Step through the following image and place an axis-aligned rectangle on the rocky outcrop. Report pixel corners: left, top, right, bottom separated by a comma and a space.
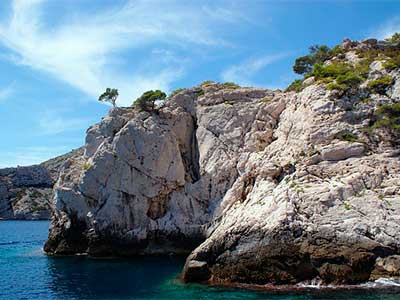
0, 148, 82, 220
45, 38, 400, 286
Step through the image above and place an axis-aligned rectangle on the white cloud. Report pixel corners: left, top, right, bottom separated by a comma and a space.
369, 17, 400, 40
221, 53, 289, 86
37, 109, 91, 135
0, 0, 247, 106
0, 83, 15, 103
0, 145, 73, 167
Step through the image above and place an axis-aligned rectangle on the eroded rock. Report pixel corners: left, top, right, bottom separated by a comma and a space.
45, 56, 400, 286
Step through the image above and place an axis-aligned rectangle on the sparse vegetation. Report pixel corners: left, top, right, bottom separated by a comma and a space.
372, 103, 400, 130
312, 62, 350, 79
222, 82, 240, 89
385, 33, 400, 45
98, 88, 119, 107
285, 79, 304, 92
259, 96, 272, 103
83, 162, 91, 170
287, 33, 400, 93
200, 80, 215, 87
383, 58, 399, 71
320, 63, 366, 92
359, 95, 373, 103
293, 45, 332, 75
337, 132, 358, 142
134, 90, 167, 112
336, 72, 363, 86
367, 76, 393, 95
13, 188, 27, 202
195, 90, 205, 97
169, 88, 186, 98
290, 181, 298, 188
29, 190, 42, 199
326, 82, 347, 91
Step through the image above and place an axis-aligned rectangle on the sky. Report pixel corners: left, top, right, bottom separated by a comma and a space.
0, 0, 399, 167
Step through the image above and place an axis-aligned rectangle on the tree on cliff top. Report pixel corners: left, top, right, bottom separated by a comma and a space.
293, 44, 331, 75
133, 90, 166, 112
98, 88, 119, 107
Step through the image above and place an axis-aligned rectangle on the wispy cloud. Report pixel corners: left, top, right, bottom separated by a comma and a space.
0, 82, 15, 103
0, 0, 248, 106
221, 53, 289, 87
368, 17, 400, 39
37, 109, 91, 135
0, 145, 73, 167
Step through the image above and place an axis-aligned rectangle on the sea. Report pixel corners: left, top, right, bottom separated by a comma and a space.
0, 221, 399, 300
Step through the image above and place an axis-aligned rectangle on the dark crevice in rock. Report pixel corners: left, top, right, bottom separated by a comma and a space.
180, 116, 201, 183
240, 175, 256, 202
190, 121, 201, 182
274, 163, 296, 183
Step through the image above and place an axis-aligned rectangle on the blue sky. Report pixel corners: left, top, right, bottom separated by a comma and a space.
0, 0, 399, 167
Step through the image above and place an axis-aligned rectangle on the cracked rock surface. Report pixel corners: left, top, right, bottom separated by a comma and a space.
0, 148, 82, 220
45, 52, 400, 285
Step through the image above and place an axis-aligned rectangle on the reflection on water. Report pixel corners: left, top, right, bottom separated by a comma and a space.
46, 256, 186, 300
1, 221, 400, 300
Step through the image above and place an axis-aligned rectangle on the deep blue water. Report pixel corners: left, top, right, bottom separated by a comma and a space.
0, 221, 399, 300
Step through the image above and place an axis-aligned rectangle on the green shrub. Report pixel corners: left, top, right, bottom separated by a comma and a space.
195, 90, 204, 96
285, 79, 304, 92
222, 82, 240, 89
83, 162, 91, 170
200, 80, 215, 86
367, 76, 393, 94
259, 96, 271, 103
326, 82, 348, 91
354, 59, 371, 78
385, 32, 400, 45
169, 88, 186, 98
356, 44, 400, 71
372, 103, 400, 130
330, 45, 345, 57
133, 90, 166, 111
312, 62, 351, 79
383, 53, 400, 71
336, 72, 363, 86
343, 201, 351, 210
323, 64, 365, 92
317, 77, 334, 84
289, 36, 399, 94
359, 95, 373, 103
383, 59, 398, 71
293, 45, 333, 75
337, 132, 358, 142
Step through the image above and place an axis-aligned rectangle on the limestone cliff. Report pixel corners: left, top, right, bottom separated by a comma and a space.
0, 148, 82, 220
45, 38, 400, 285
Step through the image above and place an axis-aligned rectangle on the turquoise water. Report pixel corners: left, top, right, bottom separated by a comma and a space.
0, 221, 399, 300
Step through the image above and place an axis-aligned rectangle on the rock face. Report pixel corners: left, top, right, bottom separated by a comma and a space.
0, 149, 82, 220
45, 39, 400, 286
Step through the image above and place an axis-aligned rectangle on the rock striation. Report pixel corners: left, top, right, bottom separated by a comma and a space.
45, 38, 400, 286
0, 148, 82, 220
